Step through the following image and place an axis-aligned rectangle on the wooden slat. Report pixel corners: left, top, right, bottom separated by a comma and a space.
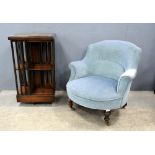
25, 42, 31, 95
15, 41, 23, 95
11, 41, 19, 95
19, 42, 27, 84
52, 40, 55, 89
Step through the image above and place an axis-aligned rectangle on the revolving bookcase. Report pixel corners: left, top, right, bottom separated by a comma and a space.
8, 34, 55, 103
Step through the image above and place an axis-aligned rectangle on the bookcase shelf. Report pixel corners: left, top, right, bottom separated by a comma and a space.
8, 34, 55, 103
29, 64, 54, 70
16, 64, 54, 70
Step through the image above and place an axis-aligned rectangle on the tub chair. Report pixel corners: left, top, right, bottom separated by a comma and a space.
66, 40, 141, 125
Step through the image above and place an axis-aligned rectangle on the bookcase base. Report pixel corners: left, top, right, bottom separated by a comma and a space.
17, 95, 55, 103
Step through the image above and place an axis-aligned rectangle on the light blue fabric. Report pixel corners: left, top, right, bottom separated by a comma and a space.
68, 61, 89, 81
67, 76, 120, 101
66, 40, 141, 110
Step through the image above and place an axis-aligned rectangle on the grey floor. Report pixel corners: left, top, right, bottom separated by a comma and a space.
0, 90, 155, 130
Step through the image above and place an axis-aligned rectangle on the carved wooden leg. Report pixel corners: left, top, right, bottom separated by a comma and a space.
68, 99, 75, 110
121, 103, 127, 109
104, 110, 111, 126
154, 90, 155, 94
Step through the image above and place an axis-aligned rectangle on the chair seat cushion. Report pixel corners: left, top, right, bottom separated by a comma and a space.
67, 75, 121, 102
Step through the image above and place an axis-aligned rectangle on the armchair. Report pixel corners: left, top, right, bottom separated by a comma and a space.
66, 40, 141, 125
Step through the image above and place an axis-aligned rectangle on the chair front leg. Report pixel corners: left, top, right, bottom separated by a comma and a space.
68, 99, 76, 110
121, 102, 128, 109
104, 110, 111, 126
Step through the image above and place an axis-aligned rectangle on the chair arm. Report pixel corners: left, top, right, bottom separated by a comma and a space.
68, 61, 89, 81
120, 69, 137, 79
117, 69, 137, 93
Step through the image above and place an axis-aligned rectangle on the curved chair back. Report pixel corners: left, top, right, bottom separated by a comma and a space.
84, 40, 141, 80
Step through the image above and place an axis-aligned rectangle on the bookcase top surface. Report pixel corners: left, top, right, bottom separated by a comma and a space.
8, 33, 55, 41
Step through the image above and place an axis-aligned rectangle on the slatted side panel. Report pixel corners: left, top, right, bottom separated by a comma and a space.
11, 41, 29, 95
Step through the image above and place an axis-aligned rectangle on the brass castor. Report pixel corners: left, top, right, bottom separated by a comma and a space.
121, 103, 127, 109
104, 110, 111, 126
68, 99, 76, 110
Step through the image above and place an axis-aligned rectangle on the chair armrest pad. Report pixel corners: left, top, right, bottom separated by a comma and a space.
117, 69, 136, 93
120, 69, 137, 79
68, 61, 89, 81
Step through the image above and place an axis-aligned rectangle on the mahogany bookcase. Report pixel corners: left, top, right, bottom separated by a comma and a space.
8, 34, 55, 103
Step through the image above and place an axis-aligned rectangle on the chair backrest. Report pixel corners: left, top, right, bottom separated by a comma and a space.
83, 40, 142, 80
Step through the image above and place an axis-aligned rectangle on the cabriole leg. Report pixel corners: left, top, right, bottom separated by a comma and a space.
68, 99, 75, 110
104, 110, 111, 126
121, 103, 127, 109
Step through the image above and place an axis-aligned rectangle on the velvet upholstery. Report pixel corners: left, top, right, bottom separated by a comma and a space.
66, 40, 141, 110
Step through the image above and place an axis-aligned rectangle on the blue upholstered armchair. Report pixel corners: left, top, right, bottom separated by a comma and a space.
66, 40, 141, 125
